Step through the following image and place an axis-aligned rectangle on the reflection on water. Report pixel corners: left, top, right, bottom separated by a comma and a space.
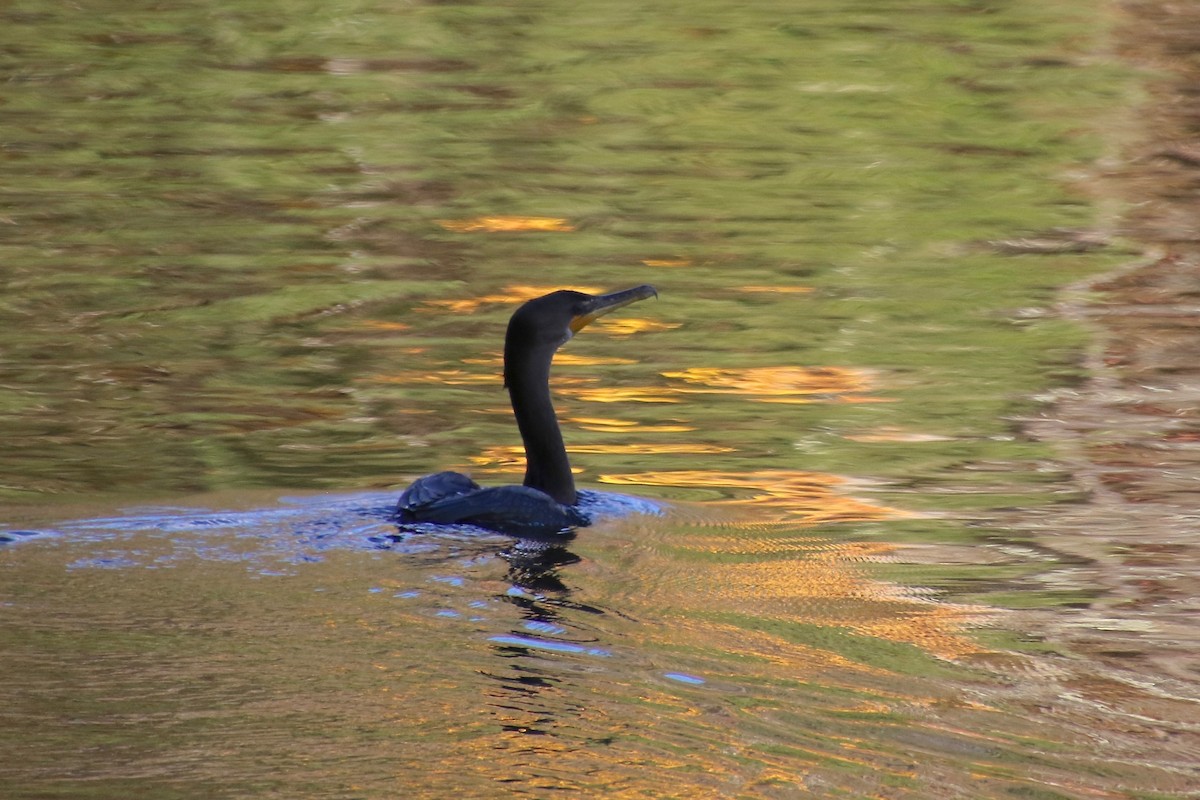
4, 483, 1176, 797
662, 365, 877, 402
600, 468, 906, 524
466, 444, 734, 475
567, 416, 695, 433
0, 493, 1044, 797
1, 0, 1193, 795
436, 216, 577, 233
591, 316, 680, 336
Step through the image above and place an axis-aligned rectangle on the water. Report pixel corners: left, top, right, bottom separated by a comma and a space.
0, 493, 1097, 798
2, 0, 1195, 797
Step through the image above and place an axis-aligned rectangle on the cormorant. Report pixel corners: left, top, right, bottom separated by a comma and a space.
396, 285, 658, 537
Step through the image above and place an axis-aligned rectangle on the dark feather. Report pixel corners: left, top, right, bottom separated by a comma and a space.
399, 481, 587, 538
395, 471, 480, 516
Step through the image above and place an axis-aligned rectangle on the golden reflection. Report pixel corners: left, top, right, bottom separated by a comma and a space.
666, 619, 882, 674
600, 469, 907, 525
842, 428, 956, 443
469, 445, 577, 473
561, 364, 881, 406
616, 528, 984, 661
641, 258, 693, 268
737, 285, 815, 294
359, 320, 411, 331
570, 443, 732, 455
468, 443, 726, 471
552, 353, 637, 366
591, 317, 680, 336
849, 607, 985, 659
436, 216, 576, 233
370, 370, 600, 389
419, 297, 493, 314
567, 416, 695, 433
594, 469, 987, 661
662, 366, 873, 401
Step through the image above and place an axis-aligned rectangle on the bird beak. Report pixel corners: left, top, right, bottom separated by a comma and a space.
569, 285, 658, 333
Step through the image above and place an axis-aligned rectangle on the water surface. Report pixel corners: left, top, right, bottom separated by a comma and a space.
3, 0, 1193, 797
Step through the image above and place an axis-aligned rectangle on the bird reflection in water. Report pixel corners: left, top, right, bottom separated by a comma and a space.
390, 287, 660, 670
501, 539, 585, 604
486, 537, 616, 741
387, 287, 671, 748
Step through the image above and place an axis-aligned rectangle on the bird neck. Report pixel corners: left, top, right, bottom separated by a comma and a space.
506, 349, 576, 506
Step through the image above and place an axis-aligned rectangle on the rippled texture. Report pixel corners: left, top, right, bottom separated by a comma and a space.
3, 0, 1195, 797
0, 497, 1103, 797
0, 0, 1126, 500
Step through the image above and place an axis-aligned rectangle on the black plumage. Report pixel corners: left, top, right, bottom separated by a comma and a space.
396, 285, 657, 537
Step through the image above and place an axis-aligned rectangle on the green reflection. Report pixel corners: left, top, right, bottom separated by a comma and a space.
0, 0, 1130, 505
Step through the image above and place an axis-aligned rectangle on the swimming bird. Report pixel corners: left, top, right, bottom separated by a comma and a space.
396, 285, 658, 537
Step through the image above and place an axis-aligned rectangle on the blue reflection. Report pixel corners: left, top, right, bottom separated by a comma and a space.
488, 634, 611, 657
0, 489, 660, 578
664, 672, 707, 686
65, 556, 141, 570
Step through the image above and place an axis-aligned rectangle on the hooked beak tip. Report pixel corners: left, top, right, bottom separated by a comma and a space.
569, 284, 658, 333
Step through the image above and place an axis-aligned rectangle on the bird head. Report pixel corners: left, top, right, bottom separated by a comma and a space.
504, 285, 658, 382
